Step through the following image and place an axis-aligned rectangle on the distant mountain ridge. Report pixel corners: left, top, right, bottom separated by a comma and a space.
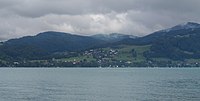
91, 33, 137, 42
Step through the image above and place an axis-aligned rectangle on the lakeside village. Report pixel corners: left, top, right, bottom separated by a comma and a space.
11, 48, 128, 67
6, 47, 200, 67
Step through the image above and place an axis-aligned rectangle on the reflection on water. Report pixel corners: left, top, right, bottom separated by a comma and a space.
0, 68, 199, 101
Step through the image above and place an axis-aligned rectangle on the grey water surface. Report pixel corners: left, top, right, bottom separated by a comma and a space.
0, 68, 199, 101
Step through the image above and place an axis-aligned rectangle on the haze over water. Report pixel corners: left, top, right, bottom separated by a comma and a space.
0, 68, 199, 101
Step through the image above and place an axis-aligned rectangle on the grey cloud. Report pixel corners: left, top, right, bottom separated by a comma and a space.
0, 0, 200, 40
4, 0, 136, 17
1, 0, 200, 17
9, 0, 200, 17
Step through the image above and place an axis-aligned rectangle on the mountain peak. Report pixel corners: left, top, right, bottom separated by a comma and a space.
177, 22, 200, 28
161, 22, 200, 33
37, 31, 72, 37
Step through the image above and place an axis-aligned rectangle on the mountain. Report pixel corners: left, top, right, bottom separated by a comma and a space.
5, 31, 105, 52
91, 33, 137, 42
118, 22, 200, 45
0, 31, 104, 59
1, 22, 200, 67
114, 22, 200, 60
140, 22, 200, 60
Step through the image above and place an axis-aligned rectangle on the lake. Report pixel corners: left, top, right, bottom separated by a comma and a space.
0, 68, 199, 101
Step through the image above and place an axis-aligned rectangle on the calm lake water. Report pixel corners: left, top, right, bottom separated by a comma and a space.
0, 68, 199, 101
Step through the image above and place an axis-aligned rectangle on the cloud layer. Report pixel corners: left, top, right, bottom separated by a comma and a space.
0, 0, 200, 40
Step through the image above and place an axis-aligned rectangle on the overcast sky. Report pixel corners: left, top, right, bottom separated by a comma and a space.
0, 0, 200, 40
